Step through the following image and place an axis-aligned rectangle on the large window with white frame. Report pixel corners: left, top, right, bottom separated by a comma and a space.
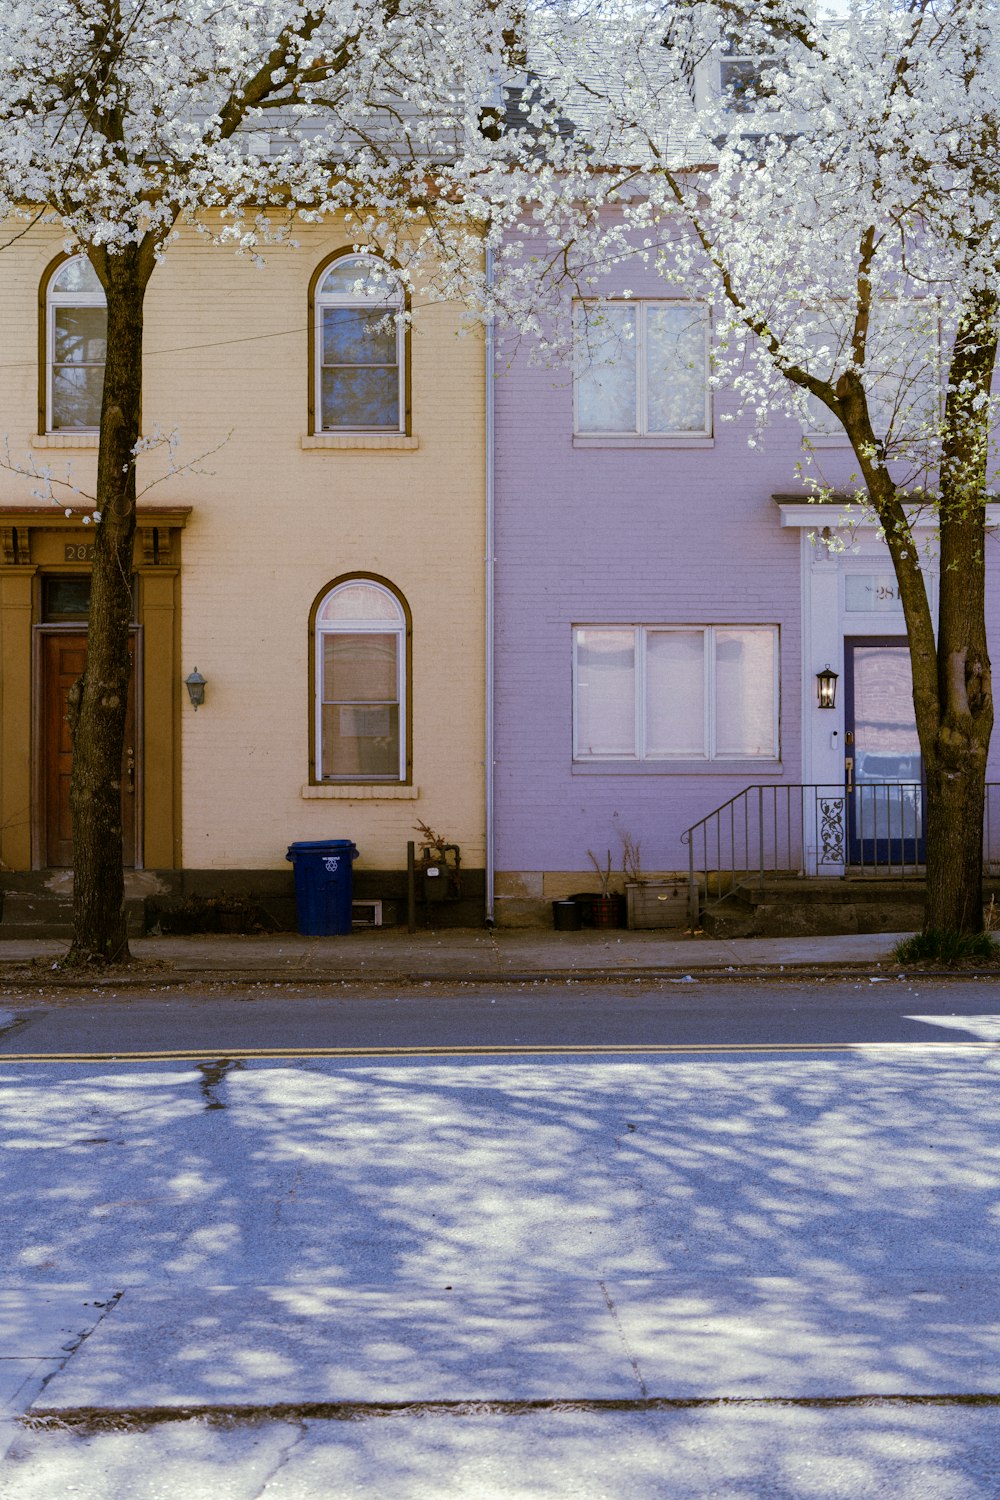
573, 625, 779, 761
573, 300, 711, 437
313, 254, 405, 433
314, 577, 408, 782
45, 255, 106, 432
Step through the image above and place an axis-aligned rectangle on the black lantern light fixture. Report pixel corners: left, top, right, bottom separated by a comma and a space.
816, 663, 838, 710
185, 667, 207, 711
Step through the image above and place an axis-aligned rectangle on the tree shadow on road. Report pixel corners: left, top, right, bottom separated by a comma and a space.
3, 1050, 1000, 1495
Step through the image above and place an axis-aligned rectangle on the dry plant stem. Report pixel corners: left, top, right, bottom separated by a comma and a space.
588, 848, 612, 896
414, 819, 454, 859
618, 826, 643, 882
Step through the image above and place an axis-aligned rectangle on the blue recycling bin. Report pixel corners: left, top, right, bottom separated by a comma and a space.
285, 839, 359, 935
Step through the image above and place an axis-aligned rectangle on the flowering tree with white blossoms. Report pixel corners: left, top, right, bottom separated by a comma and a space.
475, 0, 1000, 936
0, 0, 517, 963
3, 0, 997, 953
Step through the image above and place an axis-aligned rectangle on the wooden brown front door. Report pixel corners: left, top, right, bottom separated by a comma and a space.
41, 633, 137, 868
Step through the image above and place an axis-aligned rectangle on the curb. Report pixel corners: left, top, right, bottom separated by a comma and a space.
0, 963, 996, 991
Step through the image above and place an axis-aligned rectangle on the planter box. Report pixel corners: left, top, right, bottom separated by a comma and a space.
626, 880, 687, 930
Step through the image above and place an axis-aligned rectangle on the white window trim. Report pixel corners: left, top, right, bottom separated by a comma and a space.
46, 257, 106, 435
717, 46, 778, 112
573, 300, 711, 440
572, 624, 779, 763
315, 582, 407, 783
315, 257, 405, 435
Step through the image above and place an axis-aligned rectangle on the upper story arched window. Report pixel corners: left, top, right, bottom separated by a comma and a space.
311, 576, 410, 783
311, 254, 406, 434
44, 255, 106, 432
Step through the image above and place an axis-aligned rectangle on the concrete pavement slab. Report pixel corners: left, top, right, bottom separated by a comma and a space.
0, 1363, 48, 1417
230, 1407, 1000, 1500
488, 930, 909, 976
34, 1284, 641, 1409
0, 927, 916, 984
31, 1275, 1000, 1414
6, 1406, 1000, 1499
604, 1275, 1000, 1397
0, 1289, 117, 1458
0, 1290, 110, 1359
1, 1420, 304, 1500
130, 931, 506, 978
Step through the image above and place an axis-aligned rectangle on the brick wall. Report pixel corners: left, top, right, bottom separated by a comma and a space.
0, 220, 486, 874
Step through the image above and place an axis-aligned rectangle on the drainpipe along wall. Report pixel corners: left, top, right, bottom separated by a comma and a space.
484, 247, 496, 925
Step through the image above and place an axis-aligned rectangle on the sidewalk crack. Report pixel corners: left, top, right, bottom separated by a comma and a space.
599, 1280, 647, 1398
253, 1418, 309, 1497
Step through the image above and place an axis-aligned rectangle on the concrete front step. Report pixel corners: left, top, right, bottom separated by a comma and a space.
701, 877, 1000, 939
0, 891, 146, 940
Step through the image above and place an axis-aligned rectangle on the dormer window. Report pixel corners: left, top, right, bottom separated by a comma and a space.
719, 32, 777, 112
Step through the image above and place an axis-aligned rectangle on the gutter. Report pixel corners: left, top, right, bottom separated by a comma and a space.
484, 247, 496, 926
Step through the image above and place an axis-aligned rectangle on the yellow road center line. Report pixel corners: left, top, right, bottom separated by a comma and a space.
0, 1042, 998, 1063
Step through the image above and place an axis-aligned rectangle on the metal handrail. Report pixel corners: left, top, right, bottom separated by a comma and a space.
682, 781, 1000, 927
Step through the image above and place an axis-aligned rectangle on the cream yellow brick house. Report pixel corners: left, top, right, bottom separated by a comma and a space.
0, 220, 485, 926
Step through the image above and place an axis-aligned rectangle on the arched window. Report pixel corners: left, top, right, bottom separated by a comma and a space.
313, 577, 409, 782
45, 256, 106, 432
313, 254, 405, 433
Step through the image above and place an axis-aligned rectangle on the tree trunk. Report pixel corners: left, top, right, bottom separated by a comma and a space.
66, 247, 149, 964
921, 289, 997, 935
923, 754, 987, 932
838, 291, 997, 936
922, 503, 992, 934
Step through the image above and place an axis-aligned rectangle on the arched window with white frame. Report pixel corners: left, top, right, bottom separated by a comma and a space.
313, 577, 409, 782
312, 254, 405, 433
45, 255, 106, 432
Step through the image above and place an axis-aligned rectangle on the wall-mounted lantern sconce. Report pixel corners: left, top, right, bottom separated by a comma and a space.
816, 664, 838, 710
185, 667, 207, 711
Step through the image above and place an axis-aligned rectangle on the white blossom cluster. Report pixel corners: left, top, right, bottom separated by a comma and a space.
1, 0, 999, 498
0, 0, 515, 278
467, 1, 1000, 497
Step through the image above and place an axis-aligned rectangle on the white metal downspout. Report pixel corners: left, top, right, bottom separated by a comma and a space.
485, 247, 496, 925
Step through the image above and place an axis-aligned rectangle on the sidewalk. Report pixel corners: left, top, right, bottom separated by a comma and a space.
0, 925, 914, 985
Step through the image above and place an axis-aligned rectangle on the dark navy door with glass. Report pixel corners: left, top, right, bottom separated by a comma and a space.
844, 637, 925, 866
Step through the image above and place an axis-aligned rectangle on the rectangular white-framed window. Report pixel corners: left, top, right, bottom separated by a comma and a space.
718, 34, 778, 113
801, 300, 941, 442
573, 300, 711, 438
573, 625, 779, 761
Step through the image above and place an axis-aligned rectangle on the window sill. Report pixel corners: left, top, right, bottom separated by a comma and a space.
33, 433, 100, 449
301, 434, 419, 451
572, 760, 784, 776
301, 783, 419, 799
573, 435, 714, 450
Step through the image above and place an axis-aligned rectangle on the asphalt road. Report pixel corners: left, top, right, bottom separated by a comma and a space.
1, 974, 999, 1055
3, 978, 1000, 1497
